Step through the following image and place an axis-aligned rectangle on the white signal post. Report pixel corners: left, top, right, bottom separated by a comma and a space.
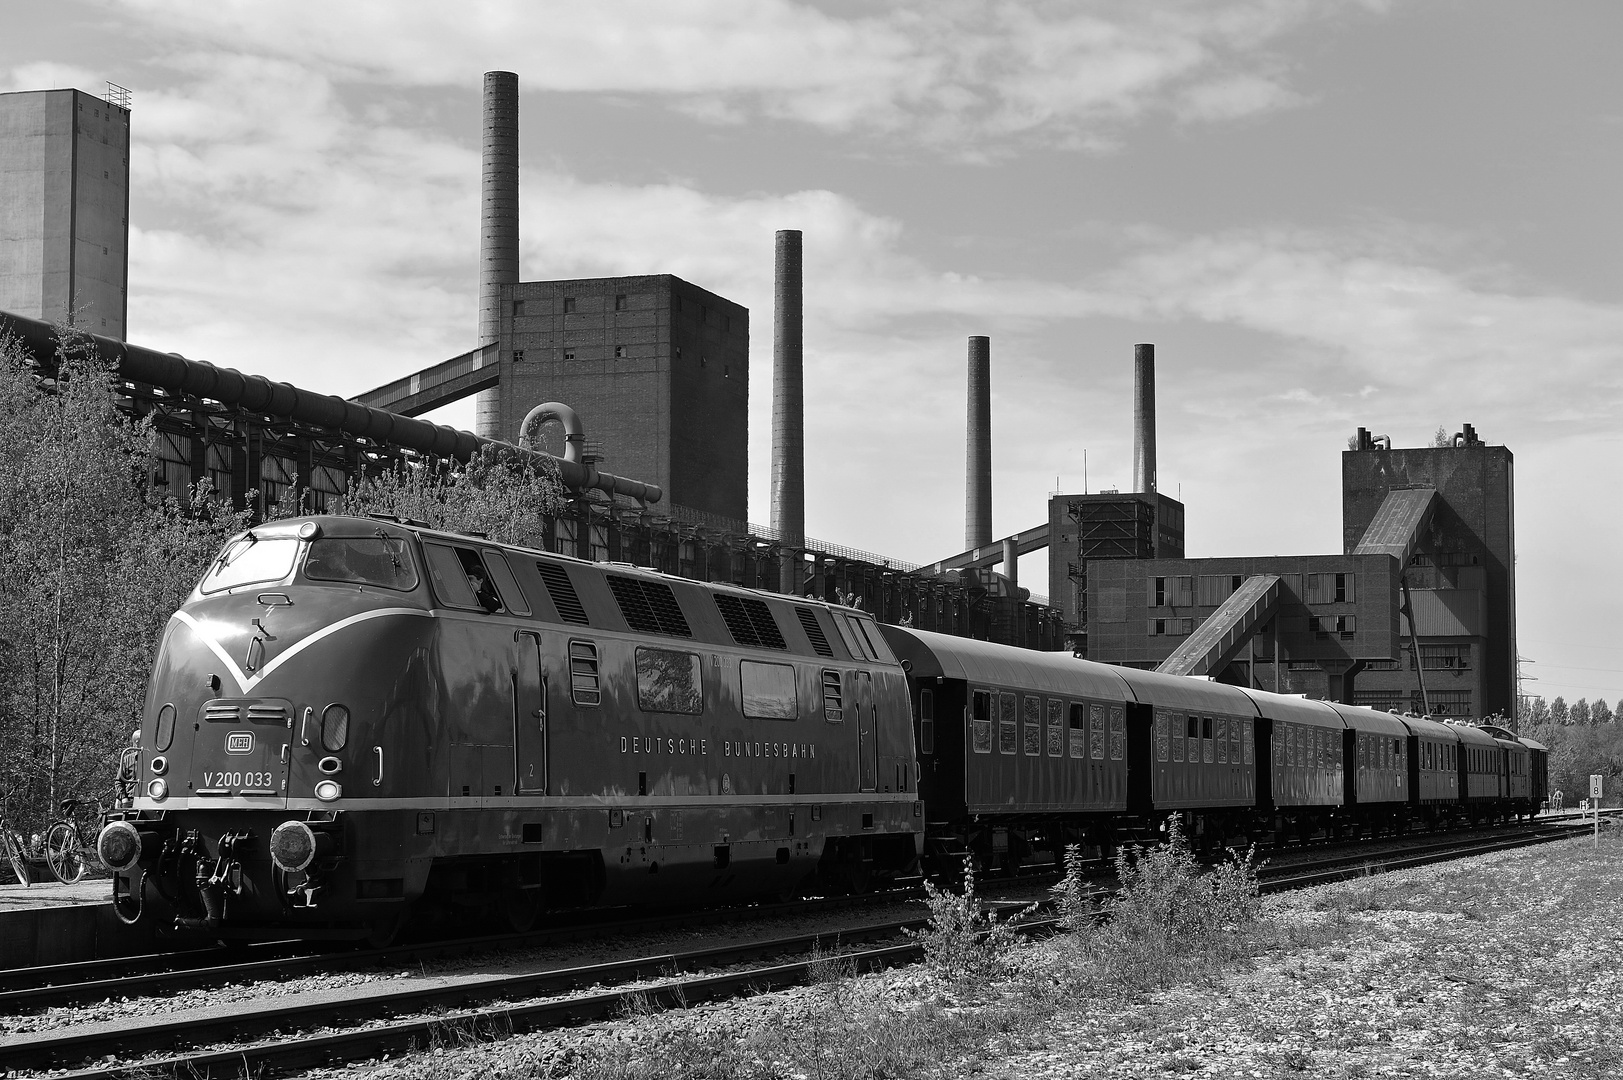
1590, 775, 1604, 846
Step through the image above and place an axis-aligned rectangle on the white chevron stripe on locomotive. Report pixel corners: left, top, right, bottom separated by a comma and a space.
171, 608, 432, 695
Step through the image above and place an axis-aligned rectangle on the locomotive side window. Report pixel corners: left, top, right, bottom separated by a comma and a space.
822, 670, 844, 722
741, 661, 798, 720
1022, 695, 1042, 756
971, 690, 993, 754
635, 648, 703, 715
1090, 704, 1106, 760
832, 614, 869, 660
202, 534, 297, 593
919, 690, 935, 754
1047, 699, 1064, 758
423, 543, 480, 609
1068, 703, 1085, 759
569, 641, 601, 706
851, 617, 897, 664
482, 551, 530, 615
304, 536, 418, 591
998, 692, 1018, 754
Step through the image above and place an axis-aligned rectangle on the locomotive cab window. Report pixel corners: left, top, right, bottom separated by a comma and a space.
202, 534, 298, 593
303, 534, 418, 591
424, 542, 501, 611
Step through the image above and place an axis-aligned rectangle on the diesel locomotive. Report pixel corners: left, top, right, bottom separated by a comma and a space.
99, 514, 1546, 942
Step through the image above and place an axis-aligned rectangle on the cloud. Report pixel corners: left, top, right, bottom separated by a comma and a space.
101, 0, 1357, 148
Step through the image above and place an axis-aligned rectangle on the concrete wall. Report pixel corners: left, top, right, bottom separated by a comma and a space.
0, 89, 129, 338
499, 274, 748, 522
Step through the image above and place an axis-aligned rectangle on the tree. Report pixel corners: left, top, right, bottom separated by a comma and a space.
1593, 698, 1614, 725
332, 446, 563, 551
1571, 698, 1592, 726
1551, 696, 1569, 725
1432, 425, 1453, 447
1525, 696, 1551, 725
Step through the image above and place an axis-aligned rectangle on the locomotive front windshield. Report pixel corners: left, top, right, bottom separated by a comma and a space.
303, 536, 419, 591
201, 535, 299, 593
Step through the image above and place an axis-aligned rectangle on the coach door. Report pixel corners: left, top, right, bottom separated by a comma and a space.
513, 630, 548, 794
852, 671, 877, 792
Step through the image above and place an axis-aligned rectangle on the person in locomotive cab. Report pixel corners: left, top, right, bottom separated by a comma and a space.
464, 563, 502, 613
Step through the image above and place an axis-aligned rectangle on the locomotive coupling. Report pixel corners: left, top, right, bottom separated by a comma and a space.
269, 820, 337, 873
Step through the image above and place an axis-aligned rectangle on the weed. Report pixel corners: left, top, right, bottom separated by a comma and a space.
907, 857, 1030, 986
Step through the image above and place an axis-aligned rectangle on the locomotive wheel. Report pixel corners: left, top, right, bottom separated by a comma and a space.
497, 886, 543, 933
45, 824, 86, 884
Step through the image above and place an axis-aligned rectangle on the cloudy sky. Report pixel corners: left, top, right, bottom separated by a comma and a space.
6, 1, 1620, 709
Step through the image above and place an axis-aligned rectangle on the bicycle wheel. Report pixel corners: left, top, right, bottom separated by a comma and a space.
45, 823, 85, 884
3, 831, 28, 886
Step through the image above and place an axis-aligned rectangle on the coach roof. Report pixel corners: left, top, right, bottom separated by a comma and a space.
880, 627, 1134, 701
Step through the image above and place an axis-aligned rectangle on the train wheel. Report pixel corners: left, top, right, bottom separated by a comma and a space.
497, 886, 543, 933
45, 824, 85, 884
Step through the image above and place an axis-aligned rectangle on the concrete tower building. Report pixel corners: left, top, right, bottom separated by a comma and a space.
0, 88, 130, 339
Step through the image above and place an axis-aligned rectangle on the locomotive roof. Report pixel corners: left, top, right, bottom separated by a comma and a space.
1319, 701, 1410, 737
880, 627, 1135, 700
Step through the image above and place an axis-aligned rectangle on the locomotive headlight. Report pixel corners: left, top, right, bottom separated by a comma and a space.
98, 821, 145, 871
314, 779, 342, 801
147, 778, 168, 800
149, 756, 168, 775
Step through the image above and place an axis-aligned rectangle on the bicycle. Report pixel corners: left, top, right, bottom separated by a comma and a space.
44, 798, 106, 885
1, 811, 30, 886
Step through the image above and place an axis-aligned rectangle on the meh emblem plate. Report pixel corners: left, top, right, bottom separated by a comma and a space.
226, 731, 255, 755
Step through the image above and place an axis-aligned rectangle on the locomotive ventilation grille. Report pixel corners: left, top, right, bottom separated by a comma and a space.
247, 703, 289, 722
795, 607, 834, 657
205, 703, 242, 723
534, 561, 590, 625
203, 700, 291, 723
715, 594, 787, 650
607, 575, 692, 637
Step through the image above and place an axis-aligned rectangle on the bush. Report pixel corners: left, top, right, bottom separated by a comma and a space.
907, 857, 1028, 985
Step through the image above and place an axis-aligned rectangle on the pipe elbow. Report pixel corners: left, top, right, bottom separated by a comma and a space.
519, 402, 585, 462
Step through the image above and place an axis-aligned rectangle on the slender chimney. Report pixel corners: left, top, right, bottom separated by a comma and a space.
772, 230, 805, 593
1133, 343, 1156, 495
475, 70, 519, 440
966, 335, 992, 550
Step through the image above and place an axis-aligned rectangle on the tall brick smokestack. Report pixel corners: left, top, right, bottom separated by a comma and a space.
475, 70, 519, 440
966, 335, 992, 550
1134, 343, 1157, 495
772, 230, 805, 593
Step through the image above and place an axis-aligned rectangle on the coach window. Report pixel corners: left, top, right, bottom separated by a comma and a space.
1171, 712, 1185, 762
636, 648, 703, 714
481, 551, 531, 615
1213, 718, 1227, 764
741, 660, 797, 720
999, 692, 1018, 754
1200, 717, 1213, 763
1091, 705, 1107, 760
569, 641, 601, 706
1069, 703, 1086, 759
1286, 725, 1296, 768
1023, 695, 1042, 756
919, 690, 935, 755
1046, 699, 1064, 758
1110, 707, 1126, 761
971, 690, 993, 754
1154, 710, 1169, 763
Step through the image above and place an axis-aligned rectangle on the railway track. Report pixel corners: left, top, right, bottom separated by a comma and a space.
2, 818, 1601, 1079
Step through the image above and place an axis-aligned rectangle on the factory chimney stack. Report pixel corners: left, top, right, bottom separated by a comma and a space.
1133, 343, 1157, 495
475, 70, 519, 440
772, 230, 805, 593
966, 335, 992, 550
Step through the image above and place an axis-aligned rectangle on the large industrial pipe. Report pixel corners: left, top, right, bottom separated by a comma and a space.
0, 311, 662, 504
772, 229, 804, 593
966, 336, 992, 550
475, 70, 519, 441
518, 402, 584, 463
1133, 342, 1156, 495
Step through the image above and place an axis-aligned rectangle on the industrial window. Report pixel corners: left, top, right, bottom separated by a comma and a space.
636, 647, 702, 714
562, 350, 575, 360
999, 692, 1018, 754
569, 640, 601, 705
512, 300, 525, 317
971, 690, 992, 754
563, 296, 576, 312
1154, 710, 1169, 762
1047, 699, 1064, 758
607, 575, 692, 637
795, 607, 834, 657
822, 670, 844, 723
1215, 717, 1228, 764
614, 294, 628, 311
512, 350, 524, 364
1068, 703, 1086, 759
919, 690, 935, 755
1023, 696, 1042, 756
1091, 705, 1106, 760
614, 345, 626, 358
1151, 575, 1192, 607
715, 593, 787, 650
1110, 707, 1126, 761
534, 561, 589, 624
740, 661, 797, 720
1419, 645, 1470, 671
1334, 573, 1353, 602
